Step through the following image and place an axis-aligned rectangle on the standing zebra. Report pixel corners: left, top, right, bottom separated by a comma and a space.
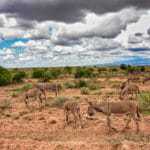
35, 82, 62, 100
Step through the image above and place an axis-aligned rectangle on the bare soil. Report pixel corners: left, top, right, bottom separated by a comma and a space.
0, 77, 150, 150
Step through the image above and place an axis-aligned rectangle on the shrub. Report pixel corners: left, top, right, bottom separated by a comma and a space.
64, 81, 76, 89
32, 69, 44, 78
50, 96, 69, 108
138, 92, 150, 114
63, 67, 73, 74
0, 99, 12, 110
110, 68, 118, 72
32, 68, 61, 81
12, 83, 33, 95
97, 67, 107, 72
50, 68, 62, 79
80, 87, 90, 95
74, 67, 95, 78
0, 66, 12, 86
42, 71, 53, 82
92, 91, 102, 95
22, 83, 33, 91
11, 92, 19, 98
88, 82, 100, 90
12, 71, 26, 83
140, 66, 145, 72
75, 79, 88, 88
125, 65, 144, 74
120, 64, 127, 70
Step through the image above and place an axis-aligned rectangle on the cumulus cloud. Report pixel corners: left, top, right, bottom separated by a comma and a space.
81, 37, 121, 51
147, 28, 150, 35
135, 33, 143, 37
55, 8, 145, 42
0, 1, 149, 67
128, 34, 143, 44
0, 7, 145, 43
0, 0, 149, 23
15, 19, 36, 29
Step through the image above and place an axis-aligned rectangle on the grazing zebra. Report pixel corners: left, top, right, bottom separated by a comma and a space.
35, 82, 62, 99
64, 101, 83, 128
143, 77, 150, 84
24, 88, 44, 108
86, 99, 141, 133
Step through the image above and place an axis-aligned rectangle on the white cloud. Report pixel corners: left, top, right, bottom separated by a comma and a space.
0, 7, 150, 67
55, 7, 145, 41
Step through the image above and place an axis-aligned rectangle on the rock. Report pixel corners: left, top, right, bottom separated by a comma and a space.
22, 115, 33, 121
11, 112, 20, 120
49, 119, 57, 124
38, 116, 45, 120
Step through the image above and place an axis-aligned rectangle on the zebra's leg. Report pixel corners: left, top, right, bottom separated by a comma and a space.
42, 90, 47, 105
56, 84, 59, 97
72, 112, 78, 129
64, 110, 69, 128
38, 93, 43, 108
55, 90, 57, 97
107, 114, 117, 132
132, 113, 140, 133
43, 90, 47, 101
122, 114, 132, 131
77, 108, 84, 128
24, 96, 29, 108
55, 87, 58, 97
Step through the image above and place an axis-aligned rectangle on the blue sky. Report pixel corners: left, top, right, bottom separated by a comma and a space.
0, 38, 29, 49
0, 1, 150, 68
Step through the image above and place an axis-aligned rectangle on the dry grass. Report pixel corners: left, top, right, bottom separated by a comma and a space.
0, 75, 149, 149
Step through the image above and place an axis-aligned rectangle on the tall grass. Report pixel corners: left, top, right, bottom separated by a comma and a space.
0, 99, 12, 110
138, 92, 150, 114
11, 83, 33, 97
47, 96, 69, 108
80, 87, 90, 95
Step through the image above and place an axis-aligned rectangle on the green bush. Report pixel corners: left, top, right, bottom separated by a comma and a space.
138, 92, 150, 114
97, 67, 107, 72
32, 68, 61, 81
0, 66, 12, 86
0, 99, 12, 110
42, 71, 53, 82
63, 67, 73, 74
75, 79, 88, 88
32, 69, 44, 78
64, 81, 76, 89
110, 68, 118, 72
120, 65, 145, 73
22, 83, 33, 91
140, 66, 145, 72
120, 64, 127, 70
74, 67, 95, 78
50, 68, 62, 79
127, 65, 137, 73
50, 96, 69, 108
11, 92, 19, 98
64, 80, 99, 90
12, 83, 33, 95
125, 65, 145, 73
88, 82, 100, 90
12, 71, 26, 83
80, 87, 90, 95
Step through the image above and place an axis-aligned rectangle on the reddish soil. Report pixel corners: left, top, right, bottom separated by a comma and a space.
0, 77, 150, 150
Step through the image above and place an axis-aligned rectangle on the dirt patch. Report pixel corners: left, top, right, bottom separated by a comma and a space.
0, 77, 150, 149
